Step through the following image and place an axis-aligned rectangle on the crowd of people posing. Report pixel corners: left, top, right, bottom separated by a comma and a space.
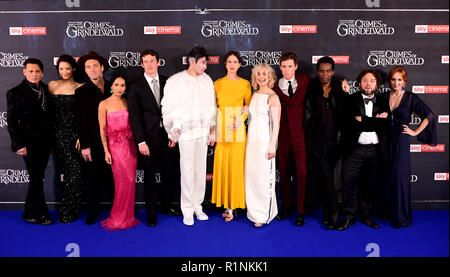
6, 46, 436, 231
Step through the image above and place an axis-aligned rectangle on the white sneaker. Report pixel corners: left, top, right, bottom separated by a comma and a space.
195, 211, 209, 221
183, 216, 194, 226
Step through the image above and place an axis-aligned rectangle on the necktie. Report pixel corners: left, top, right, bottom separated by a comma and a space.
151, 79, 160, 106
364, 97, 376, 105
288, 81, 294, 98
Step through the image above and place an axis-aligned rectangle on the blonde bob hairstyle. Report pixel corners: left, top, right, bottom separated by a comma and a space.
251, 63, 277, 90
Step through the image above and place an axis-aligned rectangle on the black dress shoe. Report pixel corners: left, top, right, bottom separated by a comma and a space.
85, 210, 99, 225
326, 213, 340, 230
160, 207, 182, 216
295, 214, 305, 226
359, 217, 380, 229
336, 215, 356, 231
276, 210, 292, 221
147, 214, 157, 227
23, 217, 38, 224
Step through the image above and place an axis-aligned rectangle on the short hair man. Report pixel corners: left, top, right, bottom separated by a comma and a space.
304, 56, 348, 229
6, 58, 53, 225
161, 46, 217, 226
127, 49, 182, 227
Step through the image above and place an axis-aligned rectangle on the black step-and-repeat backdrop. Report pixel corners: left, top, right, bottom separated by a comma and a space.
0, 0, 448, 210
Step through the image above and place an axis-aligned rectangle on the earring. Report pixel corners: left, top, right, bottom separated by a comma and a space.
110, 89, 114, 94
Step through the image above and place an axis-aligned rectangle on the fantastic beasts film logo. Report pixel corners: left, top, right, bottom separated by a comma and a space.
337, 20, 395, 36
367, 50, 425, 67
201, 20, 259, 37
0, 169, 29, 185
0, 52, 28, 67
66, 21, 124, 38
239, 50, 281, 68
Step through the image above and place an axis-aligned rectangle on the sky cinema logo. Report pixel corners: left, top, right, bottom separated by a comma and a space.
144, 26, 181, 35
442, 55, 449, 64
53, 56, 80, 65
415, 25, 449, 33
239, 50, 281, 68
66, 21, 124, 38
337, 20, 395, 37
9, 27, 47, 36
434, 173, 449, 181
438, 115, 449, 123
367, 50, 424, 67
410, 144, 445, 152
201, 20, 259, 37
312, 56, 350, 64
0, 169, 29, 185
412, 86, 448, 94
182, 56, 220, 65
0, 52, 28, 67
279, 25, 317, 33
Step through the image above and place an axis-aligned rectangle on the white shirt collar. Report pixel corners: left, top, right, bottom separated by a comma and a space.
144, 72, 159, 84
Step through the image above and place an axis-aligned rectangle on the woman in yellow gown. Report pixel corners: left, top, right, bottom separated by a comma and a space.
212, 51, 252, 221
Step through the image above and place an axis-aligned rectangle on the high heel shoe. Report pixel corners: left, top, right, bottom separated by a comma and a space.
224, 209, 235, 222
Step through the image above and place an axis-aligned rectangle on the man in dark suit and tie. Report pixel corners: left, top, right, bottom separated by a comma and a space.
74, 51, 114, 225
6, 58, 53, 225
127, 49, 182, 227
337, 69, 391, 230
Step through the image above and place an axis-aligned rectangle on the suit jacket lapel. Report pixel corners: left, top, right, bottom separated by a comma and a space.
357, 93, 366, 116
372, 95, 381, 116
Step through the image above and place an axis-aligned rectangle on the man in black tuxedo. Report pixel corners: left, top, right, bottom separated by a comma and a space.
127, 49, 182, 227
337, 69, 390, 230
74, 51, 114, 225
6, 58, 53, 225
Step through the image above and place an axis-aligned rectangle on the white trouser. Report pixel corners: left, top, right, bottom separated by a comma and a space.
178, 137, 208, 217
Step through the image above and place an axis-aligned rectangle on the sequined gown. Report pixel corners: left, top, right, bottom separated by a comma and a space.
52, 94, 83, 223
101, 110, 140, 231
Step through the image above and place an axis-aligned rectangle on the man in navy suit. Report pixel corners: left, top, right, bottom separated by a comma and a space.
127, 49, 181, 227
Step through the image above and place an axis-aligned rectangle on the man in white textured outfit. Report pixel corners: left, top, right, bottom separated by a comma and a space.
161, 46, 217, 226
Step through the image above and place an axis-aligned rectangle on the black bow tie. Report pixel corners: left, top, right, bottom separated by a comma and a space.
364, 97, 376, 105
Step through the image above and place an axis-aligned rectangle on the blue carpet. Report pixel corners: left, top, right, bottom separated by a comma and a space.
0, 210, 448, 257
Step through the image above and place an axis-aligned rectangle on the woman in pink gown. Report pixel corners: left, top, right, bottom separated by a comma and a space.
98, 74, 140, 231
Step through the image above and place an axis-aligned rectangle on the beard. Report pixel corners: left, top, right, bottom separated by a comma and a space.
361, 87, 377, 97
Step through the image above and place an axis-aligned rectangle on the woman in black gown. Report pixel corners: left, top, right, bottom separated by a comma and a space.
387, 66, 437, 228
48, 55, 84, 223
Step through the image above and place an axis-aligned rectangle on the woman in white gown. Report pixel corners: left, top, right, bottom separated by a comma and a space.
244, 63, 281, 227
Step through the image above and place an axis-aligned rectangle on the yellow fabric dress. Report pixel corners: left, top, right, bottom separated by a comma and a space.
212, 76, 252, 209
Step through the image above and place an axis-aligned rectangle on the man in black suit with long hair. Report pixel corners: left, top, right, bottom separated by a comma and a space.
6, 58, 53, 225
337, 69, 391, 230
127, 49, 181, 227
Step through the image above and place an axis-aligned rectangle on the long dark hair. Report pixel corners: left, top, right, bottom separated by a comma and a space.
110, 73, 129, 98
56, 54, 83, 82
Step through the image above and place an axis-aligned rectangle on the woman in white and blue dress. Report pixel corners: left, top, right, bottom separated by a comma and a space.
244, 63, 281, 227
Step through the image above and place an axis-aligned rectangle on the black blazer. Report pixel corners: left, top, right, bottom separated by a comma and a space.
304, 77, 347, 144
6, 80, 52, 152
127, 74, 168, 147
343, 91, 391, 162
74, 80, 111, 151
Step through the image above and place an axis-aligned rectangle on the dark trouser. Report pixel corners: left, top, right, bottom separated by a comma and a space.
312, 140, 339, 216
141, 128, 180, 216
82, 145, 114, 212
342, 144, 379, 218
277, 135, 307, 215
22, 140, 51, 218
